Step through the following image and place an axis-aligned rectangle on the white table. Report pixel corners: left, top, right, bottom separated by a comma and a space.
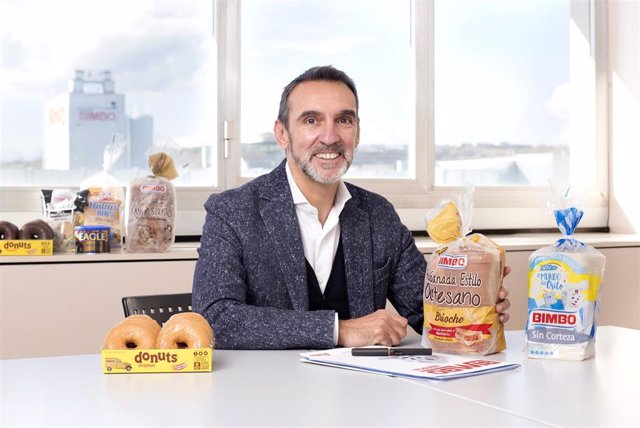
403, 326, 640, 427
1, 327, 638, 427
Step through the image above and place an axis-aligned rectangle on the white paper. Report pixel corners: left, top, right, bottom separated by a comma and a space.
300, 348, 520, 381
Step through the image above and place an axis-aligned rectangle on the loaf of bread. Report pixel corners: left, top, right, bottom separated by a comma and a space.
126, 175, 176, 253
525, 206, 606, 361
422, 234, 506, 355
76, 186, 124, 250
422, 196, 506, 356
78, 140, 126, 251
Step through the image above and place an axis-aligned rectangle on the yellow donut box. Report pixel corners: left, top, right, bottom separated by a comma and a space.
102, 348, 213, 374
0, 239, 54, 256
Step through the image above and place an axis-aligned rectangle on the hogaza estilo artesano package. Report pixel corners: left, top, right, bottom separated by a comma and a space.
421, 188, 506, 355
126, 152, 177, 253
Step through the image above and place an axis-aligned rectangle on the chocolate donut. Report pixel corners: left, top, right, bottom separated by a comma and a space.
19, 220, 55, 240
0, 221, 20, 240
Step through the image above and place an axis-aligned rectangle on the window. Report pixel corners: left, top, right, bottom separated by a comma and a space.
0, 0, 218, 186
0, 0, 608, 235
435, 0, 572, 187
239, 0, 414, 180
1, 0, 218, 235
428, 0, 607, 230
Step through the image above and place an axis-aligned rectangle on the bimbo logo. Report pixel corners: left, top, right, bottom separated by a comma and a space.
141, 184, 167, 193
437, 253, 467, 270
531, 309, 577, 328
79, 110, 116, 121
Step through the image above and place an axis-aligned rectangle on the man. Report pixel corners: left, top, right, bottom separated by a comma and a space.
193, 66, 510, 349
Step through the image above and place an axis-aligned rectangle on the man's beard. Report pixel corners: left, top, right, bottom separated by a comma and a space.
289, 142, 354, 185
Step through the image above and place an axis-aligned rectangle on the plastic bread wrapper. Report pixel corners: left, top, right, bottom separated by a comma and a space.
77, 134, 126, 249
40, 189, 89, 253
422, 185, 506, 356
546, 185, 589, 251
525, 185, 606, 360
125, 139, 184, 253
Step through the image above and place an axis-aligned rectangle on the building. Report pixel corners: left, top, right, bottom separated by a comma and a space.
43, 70, 153, 171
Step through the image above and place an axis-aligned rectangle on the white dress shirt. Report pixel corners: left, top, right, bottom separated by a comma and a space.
285, 163, 351, 344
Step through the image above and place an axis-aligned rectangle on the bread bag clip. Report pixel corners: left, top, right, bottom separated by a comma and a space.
421, 186, 506, 355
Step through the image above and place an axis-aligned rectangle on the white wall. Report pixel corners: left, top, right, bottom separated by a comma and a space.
0, 260, 195, 359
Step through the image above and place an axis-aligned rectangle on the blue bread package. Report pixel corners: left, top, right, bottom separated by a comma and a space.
525, 192, 606, 360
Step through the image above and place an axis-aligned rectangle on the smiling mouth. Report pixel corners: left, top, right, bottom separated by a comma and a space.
314, 152, 341, 160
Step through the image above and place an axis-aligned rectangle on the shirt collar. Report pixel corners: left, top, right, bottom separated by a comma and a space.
285, 162, 351, 210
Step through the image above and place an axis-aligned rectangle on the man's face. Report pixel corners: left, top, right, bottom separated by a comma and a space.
275, 80, 359, 185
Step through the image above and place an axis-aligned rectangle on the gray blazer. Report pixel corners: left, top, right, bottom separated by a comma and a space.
193, 160, 426, 349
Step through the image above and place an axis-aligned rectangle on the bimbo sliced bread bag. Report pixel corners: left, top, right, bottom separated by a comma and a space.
525, 190, 605, 361
422, 187, 506, 355
77, 136, 126, 250
126, 151, 177, 253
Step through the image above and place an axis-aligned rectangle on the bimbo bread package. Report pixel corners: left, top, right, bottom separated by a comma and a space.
40, 189, 88, 253
421, 187, 506, 355
77, 136, 126, 250
126, 151, 177, 253
525, 191, 605, 361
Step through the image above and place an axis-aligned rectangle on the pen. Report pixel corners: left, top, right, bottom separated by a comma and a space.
351, 347, 432, 357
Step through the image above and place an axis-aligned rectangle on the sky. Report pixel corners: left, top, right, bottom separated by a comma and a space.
0, 0, 216, 163
434, 0, 570, 146
0, 0, 572, 165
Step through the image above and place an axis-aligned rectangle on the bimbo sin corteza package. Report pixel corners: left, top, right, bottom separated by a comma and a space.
525, 192, 606, 361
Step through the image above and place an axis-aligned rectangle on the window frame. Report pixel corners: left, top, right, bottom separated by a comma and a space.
0, 0, 609, 235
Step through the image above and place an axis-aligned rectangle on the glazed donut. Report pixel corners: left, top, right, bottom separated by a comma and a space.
102, 315, 160, 350
124, 314, 161, 336
19, 220, 55, 240
0, 221, 20, 240
156, 312, 214, 349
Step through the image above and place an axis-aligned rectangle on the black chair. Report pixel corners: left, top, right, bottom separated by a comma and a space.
122, 293, 193, 325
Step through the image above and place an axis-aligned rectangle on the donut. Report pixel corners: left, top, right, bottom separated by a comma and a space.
0, 221, 19, 240
102, 315, 160, 350
19, 220, 55, 240
156, 312, 214, 349
124, 314, 161, 336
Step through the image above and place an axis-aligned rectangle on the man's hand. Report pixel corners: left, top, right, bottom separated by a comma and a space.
338, 310, 408, 348
497, 265, 512, 323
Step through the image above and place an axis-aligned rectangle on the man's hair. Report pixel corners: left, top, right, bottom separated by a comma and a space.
277, 65, 359, 128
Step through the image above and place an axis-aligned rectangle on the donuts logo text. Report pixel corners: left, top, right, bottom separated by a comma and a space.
134, 351, 178, 364
3, 241, 32, 250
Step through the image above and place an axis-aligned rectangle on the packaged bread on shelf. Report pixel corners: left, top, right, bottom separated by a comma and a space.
77, 136, 126, 251
525, 190, 605, 361
421, 186, 506, 355
40, 189, 88, 253
126, 151, 177, 253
